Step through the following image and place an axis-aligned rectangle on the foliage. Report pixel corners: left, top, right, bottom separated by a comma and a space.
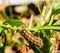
0, 2, 60, 53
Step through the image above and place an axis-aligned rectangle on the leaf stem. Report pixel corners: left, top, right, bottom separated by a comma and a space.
49, 14, 55, 25
26, 26, 60, 31
0, 24, 60, 31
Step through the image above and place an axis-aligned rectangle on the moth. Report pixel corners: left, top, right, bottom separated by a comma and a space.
20, 29, 43, 48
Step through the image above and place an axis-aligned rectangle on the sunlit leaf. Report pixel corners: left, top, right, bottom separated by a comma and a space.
0, 26, 3, 34
52, 3, 60, 14
3, 19, 25, 27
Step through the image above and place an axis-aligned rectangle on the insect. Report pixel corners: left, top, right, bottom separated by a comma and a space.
20, 29, 43, 48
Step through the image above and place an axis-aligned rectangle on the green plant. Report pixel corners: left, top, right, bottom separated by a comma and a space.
0, 3, 60, 53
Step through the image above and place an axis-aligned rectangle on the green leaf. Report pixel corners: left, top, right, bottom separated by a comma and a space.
3, 19, 25, 27
52, 3, 60, 14
0, 26, 3, 34
41, 36, 51, 53
40, 31, 51, 53
35, 46, 43, 53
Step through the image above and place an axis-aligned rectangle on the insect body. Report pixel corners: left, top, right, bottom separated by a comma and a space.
20, 29, 43, 48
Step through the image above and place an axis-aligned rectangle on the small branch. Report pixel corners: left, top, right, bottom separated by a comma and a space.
26, 26, 60, 31
0, 24, 60, 32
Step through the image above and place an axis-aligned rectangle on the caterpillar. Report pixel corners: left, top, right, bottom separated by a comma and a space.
20, 29, 43, 48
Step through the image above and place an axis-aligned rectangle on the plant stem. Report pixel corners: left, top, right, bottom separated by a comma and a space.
49, 14, 55, 25
26, 26, 60, 31
1, 24, 17, 30
37, 4, 41, 13
9, 6, 13, 19
0, 24, 60, 31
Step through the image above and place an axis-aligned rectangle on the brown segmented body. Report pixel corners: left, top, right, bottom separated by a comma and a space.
21, 29, 43, 48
